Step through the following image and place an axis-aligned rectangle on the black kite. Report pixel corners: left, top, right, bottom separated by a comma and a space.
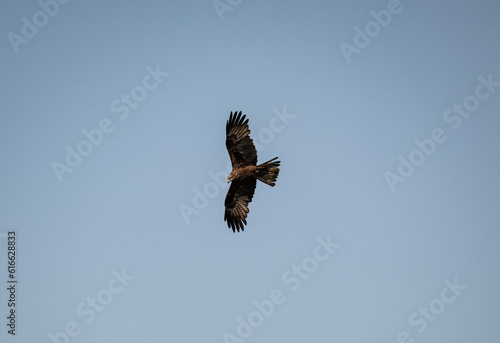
224, 111, 280, 232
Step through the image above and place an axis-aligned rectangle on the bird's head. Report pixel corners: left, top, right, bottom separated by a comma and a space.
227, 171, 235, 183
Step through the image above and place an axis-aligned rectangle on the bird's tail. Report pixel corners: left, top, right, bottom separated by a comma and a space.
256, 157, 280, 186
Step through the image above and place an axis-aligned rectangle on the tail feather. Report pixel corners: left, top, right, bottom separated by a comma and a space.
256, 157, 280, 186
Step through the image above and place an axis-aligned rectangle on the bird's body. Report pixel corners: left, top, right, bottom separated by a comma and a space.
224, 111, 280, 232
227, 165, 256, 181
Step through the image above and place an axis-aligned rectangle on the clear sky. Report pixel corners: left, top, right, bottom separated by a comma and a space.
1, 0, 499, 342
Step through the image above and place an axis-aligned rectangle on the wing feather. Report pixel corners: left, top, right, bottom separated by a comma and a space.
226, 111, 258, 167
224, 177, 257, 232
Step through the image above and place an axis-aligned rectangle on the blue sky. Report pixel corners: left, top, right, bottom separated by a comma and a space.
1, 0, 499, 342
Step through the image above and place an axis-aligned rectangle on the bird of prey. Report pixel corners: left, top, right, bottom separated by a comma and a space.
224, 111, 280, 232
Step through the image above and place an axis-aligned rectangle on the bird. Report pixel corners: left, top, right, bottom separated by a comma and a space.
224, 111, 280, 232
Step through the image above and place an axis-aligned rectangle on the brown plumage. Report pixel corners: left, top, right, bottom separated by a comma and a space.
224, 111, 280, 232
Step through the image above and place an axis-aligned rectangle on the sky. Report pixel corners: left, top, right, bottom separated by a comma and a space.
0, 0, 499, 342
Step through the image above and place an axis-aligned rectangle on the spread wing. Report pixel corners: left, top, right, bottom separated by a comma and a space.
226, 111, 257, 167
224, 177, 257, 232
